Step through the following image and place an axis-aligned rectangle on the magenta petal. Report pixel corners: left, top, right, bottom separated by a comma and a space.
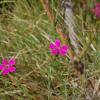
2, 69, 9, 75
59, 50, 67, 56
55, 39, 60, 47
9, 58, 16, 66
62, 45, 69, 50
8, 66, 16, 72
0, 65, 4, 70
97, 3, 100, 8
2, 58, 8, 65
94, 9, 99, 14
98, 13, 100, 17
50, 49, 58, 55
59, 45, 69, 56
49, 43, 56, 49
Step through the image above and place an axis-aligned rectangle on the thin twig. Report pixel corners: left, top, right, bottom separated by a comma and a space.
40, 0, 55, 23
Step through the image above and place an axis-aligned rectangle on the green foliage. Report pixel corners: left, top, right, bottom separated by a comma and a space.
0, 0, 100, 99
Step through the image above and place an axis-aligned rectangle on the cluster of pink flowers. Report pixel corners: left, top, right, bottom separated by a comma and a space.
49, 39, 69, 56
93, 3, 100, 17
0, 58, 16, 75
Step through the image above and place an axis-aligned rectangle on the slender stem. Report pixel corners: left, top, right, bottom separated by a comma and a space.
40, 0, 55, 23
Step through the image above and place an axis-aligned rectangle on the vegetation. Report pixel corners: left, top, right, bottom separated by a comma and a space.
0, 0, 100, 99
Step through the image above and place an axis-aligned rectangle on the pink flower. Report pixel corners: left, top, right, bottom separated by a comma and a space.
49, 39, 69, 56
97, 3, 100, 8
93, 3, 100, 17
0, 58, 16, 75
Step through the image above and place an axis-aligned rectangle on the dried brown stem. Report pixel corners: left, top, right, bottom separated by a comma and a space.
40, 0, 55, 22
